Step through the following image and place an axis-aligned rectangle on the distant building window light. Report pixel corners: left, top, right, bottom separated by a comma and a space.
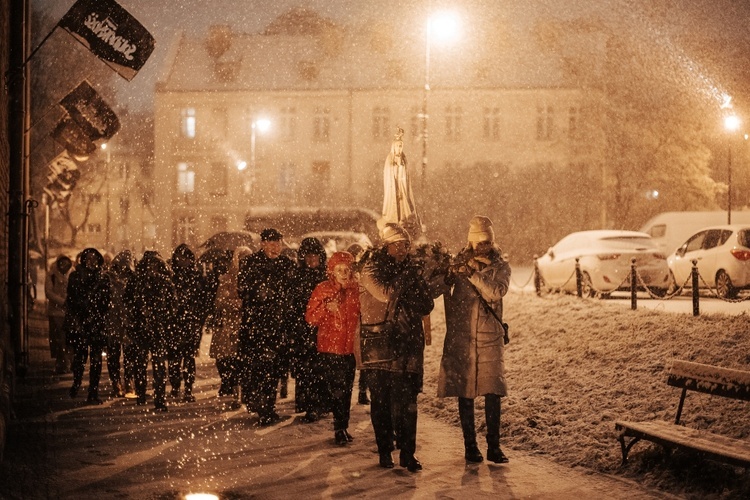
445, 105, 462, 142
278, 162, 296, 194
536, 103, 554, 141
181, 108, 196, 138
177, 162, 195, 193
313, 107, 330, 142
372, 106, 390, 140
280, 107, 297, 141
568, 106, 580, 140
483, 107, 500, 141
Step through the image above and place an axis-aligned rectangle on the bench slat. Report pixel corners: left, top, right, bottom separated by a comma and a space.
616, 420, 750, 468
668, 360, 750, 401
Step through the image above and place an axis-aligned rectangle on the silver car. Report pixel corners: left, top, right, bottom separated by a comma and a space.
667, 225, 750, 299
537, 230, 670, 297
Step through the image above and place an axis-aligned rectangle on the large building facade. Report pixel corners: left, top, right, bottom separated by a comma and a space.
153, 9, 598, 254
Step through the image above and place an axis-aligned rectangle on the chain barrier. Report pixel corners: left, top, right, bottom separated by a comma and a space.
535, 258, 750, 307
509, 270, 535, 290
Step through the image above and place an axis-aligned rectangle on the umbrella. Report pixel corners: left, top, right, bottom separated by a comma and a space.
199, 231, 259, 252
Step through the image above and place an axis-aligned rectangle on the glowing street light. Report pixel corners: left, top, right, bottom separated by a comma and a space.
421, 10, 460, 186
724, 112, 741, 224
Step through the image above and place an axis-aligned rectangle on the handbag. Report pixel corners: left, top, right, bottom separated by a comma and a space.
359, 276, 405, 365
359, 320, 397, 365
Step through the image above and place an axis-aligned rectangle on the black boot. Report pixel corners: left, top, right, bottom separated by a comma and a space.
485, 394, 508, 463
459, 397, 483, 462
183, 384, 195, 403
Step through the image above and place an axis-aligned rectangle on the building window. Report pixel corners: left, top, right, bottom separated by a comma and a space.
313, 107, 330, 142
209, 163, 228, 196
213, 107, 228, 137
280, 106, 297, 141
536, 103, 554, 141
177, 162, 195, 194
119, 196, 130, 222
445, 105, 462, 142
568, 106, 580, 140
174, 215, 196, 247
86, 223, 102, 234
372, 106, 390, 140
309, 161, 331, 202
483, 107, 501, 141
86, 193, 102, 204
278, 162, 296, 195
181, 108, 196, 138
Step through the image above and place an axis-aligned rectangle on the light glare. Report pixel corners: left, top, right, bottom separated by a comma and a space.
185, 494, 219, 500
428, 11, 460, 44
724, 114, 741, 132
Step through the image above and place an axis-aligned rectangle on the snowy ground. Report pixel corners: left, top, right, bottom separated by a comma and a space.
2, 284, 749, 499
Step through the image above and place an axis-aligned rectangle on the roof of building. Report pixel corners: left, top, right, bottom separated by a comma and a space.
156, 8, 606, 94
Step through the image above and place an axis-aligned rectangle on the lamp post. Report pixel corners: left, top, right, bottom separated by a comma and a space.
239, 117, 271, 195
724, 113, 741, 224
421, 11, 460, 188
101, 142, 111, 250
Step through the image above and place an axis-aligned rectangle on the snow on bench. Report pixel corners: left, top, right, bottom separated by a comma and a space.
615, 359, 750, 468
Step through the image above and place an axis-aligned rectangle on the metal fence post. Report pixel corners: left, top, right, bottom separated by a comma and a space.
533, 255, 541, 296
630, 257, 637, 310
691, 259, 700, 316
575, 258, 582, 298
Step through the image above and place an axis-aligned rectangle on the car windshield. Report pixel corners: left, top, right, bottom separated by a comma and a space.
597, 236, 656, 250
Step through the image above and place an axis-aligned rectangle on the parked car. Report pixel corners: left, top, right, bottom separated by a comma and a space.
298, 231, 373, 258
667, 225, 750, 299
537, 230, 670, 297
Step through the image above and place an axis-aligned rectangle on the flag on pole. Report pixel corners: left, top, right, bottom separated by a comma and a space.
58, 0, 155, 81
60, 80, 120, 141
50, 116, 97, 158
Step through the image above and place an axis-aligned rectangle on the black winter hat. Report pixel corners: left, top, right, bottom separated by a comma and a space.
260, 228, 283, 241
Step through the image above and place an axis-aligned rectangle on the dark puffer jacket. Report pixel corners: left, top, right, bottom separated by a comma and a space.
65, 248, 111, 349
169, 244, 206, 356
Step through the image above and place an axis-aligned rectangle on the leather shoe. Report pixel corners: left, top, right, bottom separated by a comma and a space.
379, 452, 394, 468
344, 430, 354, 442
334, 430, 348, 446
487, 447, 509, 464
465, 443, 484, 463
400, 455, 422, 472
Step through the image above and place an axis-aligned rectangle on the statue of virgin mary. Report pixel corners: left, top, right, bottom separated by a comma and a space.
378, 127, 422, 239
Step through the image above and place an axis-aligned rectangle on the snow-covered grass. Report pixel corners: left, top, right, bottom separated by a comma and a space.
420, 291, 750, 500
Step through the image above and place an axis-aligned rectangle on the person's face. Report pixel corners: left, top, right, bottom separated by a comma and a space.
386, 240, 410, 263
57, 258, 72, 274
394, 141, 403, 156
262, 240, 283, 259
173, 254, 190, 268
332, 263, 352, 286
83, 253, 99, 270
471, 240, 493, 257
304, 253, 321, 269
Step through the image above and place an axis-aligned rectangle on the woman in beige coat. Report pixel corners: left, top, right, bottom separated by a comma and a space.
436, 216, 510, 464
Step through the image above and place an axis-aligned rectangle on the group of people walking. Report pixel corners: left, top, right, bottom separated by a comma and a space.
45, 214, 511, 471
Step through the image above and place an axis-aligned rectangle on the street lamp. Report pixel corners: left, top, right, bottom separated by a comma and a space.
101, 142, 111, 250
724, 113, 741, 224
422, 10, 460, 186
241, 117, 270, 195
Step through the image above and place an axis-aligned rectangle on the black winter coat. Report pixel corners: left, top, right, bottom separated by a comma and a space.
237, 250, 295, 356
125, 255, 174, 356
65, 248, 110, 349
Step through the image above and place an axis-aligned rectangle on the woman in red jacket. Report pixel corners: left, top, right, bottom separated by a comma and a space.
305, 251, 361, 446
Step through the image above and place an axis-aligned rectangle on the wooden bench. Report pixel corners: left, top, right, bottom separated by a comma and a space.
615, 359, 750, 468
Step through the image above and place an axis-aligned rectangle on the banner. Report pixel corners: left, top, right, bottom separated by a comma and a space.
58, 0, 155, 81
50, 116, 97, 157
60, 80, 120, 141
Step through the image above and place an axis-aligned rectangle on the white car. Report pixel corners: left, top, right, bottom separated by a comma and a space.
667, 225, 750, 299
299, 231, 373, 258
537, 230, 670, 297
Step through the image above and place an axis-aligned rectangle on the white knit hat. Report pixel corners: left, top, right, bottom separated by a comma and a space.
381, 223, 411, 245
468, 215, 495, 243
